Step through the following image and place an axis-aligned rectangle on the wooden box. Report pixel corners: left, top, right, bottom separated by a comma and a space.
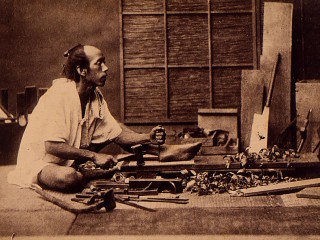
197, 108, 239, 155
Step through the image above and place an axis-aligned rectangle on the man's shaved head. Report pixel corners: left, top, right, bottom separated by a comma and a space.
84, 45, 101, 55
83, 45, 104, 64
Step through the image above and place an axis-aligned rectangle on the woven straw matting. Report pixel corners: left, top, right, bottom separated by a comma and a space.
32, 186, 105, 213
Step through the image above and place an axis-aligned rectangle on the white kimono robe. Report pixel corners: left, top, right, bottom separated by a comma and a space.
7, 78, 122, 187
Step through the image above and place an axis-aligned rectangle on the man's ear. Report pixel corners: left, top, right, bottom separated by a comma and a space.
76, 66, 87, 77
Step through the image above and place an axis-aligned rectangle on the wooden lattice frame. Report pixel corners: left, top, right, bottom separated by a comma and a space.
119, 0, 260, 124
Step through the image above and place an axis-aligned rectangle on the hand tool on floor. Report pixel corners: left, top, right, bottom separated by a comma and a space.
249, 53, 280, 153
71, 194, 99, 205
78, 185, 158, 211
86, 182, 159, 196
297, 109, 312, 153
114, 195, 157, 212
127, 196, 189, 204
30, 184, 115, 213
71, 188, 116, 211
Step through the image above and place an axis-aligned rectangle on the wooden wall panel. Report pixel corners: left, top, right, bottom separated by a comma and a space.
167, 15, 209, 65
123, 15, 164, 65
120, 0, 255, 123
213, 68, 244, 108
124, 69, 166, 121
122, 0, 163, 12
211, 0, 252, 11
169, 68, 210, 121
212, 14, 253, 65
167, 0, 207, 11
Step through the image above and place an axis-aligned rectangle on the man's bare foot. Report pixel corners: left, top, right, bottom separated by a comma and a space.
159, 142, 202, 162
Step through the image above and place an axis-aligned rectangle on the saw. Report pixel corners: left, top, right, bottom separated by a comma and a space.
249, 53, 280, 153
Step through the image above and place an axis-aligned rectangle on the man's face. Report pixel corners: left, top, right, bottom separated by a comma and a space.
84, 46, 109, 87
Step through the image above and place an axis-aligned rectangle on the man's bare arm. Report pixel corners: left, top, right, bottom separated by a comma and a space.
113, 124, 151, 147
45, 141, 116, 167
112, 124, 151, 153
45, 141, 95, 161
113, 124, 166, 153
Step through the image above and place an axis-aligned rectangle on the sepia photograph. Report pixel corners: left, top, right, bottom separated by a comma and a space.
0, 0, 319, 239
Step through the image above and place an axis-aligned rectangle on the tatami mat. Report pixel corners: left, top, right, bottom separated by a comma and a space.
0, 210, 76, 236
281, 193, 320, 207
69, 207, 320, 235
1, 165, 320, 237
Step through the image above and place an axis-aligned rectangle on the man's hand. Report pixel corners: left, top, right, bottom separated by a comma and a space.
150, 125, 166, 145
92, 153, 117, 169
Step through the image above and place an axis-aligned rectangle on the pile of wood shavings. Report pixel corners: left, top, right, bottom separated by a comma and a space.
189, 171, 300, 196
224, 145, 300, 168
186, 146, 301, 195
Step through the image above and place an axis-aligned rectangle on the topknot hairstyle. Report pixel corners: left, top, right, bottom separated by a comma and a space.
62, 44, 89, 82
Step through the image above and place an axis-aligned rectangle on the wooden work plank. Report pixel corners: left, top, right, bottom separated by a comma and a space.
240, 69, 264, 150
296, 187, 320, 199
208, 160, 320, 169
195, 153, 320, 165
194, 163, 320, 170
295, 80, 320, 153
261, 2, 293, 147
262, 3, 293, 56
241, 2, 293, 150
120, 157, 320, 173
120, 160, 195, 172
295, 81, 320, 123
240, 178, 320, 197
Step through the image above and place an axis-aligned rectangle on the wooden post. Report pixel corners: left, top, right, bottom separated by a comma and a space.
16, 92, 26, 116
164, 0, 169, 118
119, 0, 125, 122
25, 86, 38, 114
207, 0, 213, 108
0, 88, 8, 111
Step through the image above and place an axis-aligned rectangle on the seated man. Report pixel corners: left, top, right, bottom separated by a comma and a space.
7, 44, 201, 192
